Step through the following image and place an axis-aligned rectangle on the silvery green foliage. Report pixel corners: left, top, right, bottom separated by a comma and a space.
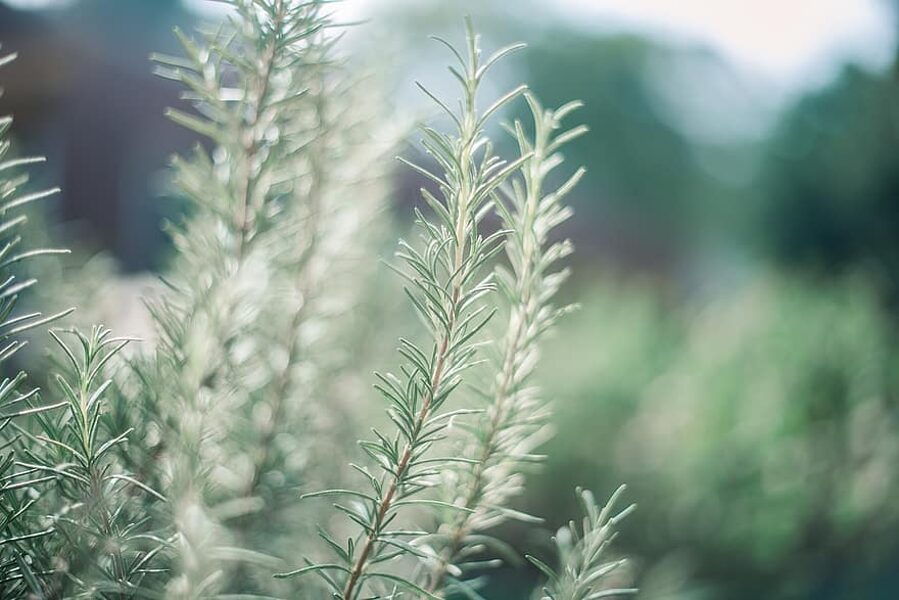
277, 19, 533, 600
19, 327, 167, 598
1, 51, 161, 599
528, 486, 636, 600
145, 0, 396, 596
420, 94, 587, 597
1, 10, 634, 598
0, 47, 74, 597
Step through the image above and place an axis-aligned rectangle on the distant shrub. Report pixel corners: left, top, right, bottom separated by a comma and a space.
534, 274, 899, 599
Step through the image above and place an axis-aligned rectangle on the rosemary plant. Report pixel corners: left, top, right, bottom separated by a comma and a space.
528, 487, 636, 600
278, 19, 533, 599
421, 93, 587, 597
0, 7, 634, 599
19, 327, 167, 598
148, 1, 330, 593
2, 48, 165, 599
147, 0, 395, 595
0, 47, 73, 597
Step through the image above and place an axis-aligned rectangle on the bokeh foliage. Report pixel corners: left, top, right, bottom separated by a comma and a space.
532, 274, 899, 599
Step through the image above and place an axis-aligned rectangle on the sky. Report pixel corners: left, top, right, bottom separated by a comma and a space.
552, 0, 896, 93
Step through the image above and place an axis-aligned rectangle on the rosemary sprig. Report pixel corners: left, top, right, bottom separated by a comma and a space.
278, 19, 531, 599
424, 94, 586, 596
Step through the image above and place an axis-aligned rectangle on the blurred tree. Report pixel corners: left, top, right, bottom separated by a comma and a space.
514, 32, 701, 226
369, 0, 764, 281
529, 275, 899, 600
505, 25, 776, 283
759, 64, 899, 309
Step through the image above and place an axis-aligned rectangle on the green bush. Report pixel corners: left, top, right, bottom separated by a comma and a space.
533, 274, 899, 598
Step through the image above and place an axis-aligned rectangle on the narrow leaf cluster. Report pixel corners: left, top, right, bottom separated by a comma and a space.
144, 0, 397, 596
0, 8, 636, 600
0, 46, 73, 597
280, 20, 531, 599
1, 49, 162, 598
20, 327, 167, 598
421, 92, 587, 597
529, 486, 636, 600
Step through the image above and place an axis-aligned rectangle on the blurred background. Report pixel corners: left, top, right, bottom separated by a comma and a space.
2, 0, 899, 598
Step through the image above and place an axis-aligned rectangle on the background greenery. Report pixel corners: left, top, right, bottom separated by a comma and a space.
2, 0, 898, 597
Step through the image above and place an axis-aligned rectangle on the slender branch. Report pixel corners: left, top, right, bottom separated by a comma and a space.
343, 45, 484, 597
281, 21, 529, 598
235, 0, 285, 258
426, 95, 581, 595
342, 319, 454, 599
343, 119, 475, 597
241, 52, 328, 503
427, 306, 528, 592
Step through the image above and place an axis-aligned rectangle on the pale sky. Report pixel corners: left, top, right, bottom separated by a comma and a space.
552, 0, 895, 91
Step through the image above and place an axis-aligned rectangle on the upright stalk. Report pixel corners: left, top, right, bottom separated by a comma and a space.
425, 95, 588, 595
279, 20, 530, 598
